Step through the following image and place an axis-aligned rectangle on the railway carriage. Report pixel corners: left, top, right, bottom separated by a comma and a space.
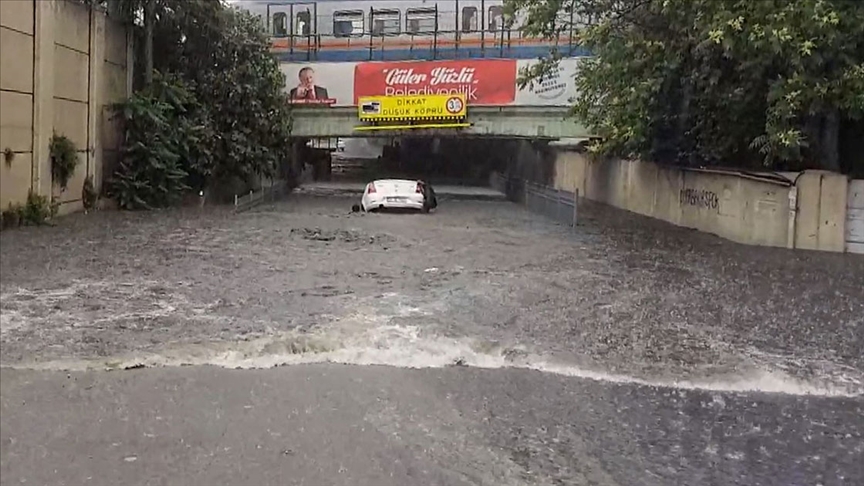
230, 0, 587, 61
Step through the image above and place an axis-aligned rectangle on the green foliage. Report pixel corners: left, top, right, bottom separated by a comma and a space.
151, 0, 292, 184
105, 0, 293, 208
107, 74, 194, 209
507, 0, 864, 171
50, 134, 80, 190
1, 191, 55, 230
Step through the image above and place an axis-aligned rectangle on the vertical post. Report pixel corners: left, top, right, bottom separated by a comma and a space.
433, 4, 439, 59
368, 7, 374, 60
455, 0, 460, 57
480, 0, 485, 58
266, 4, 271, 36
787, 184, 798, 249
312, 2, 318, 60
572, 188, 579, 229
556, 188, 562, 223
289, 4, 294, 57
568, 1, 574, 54
32, 0, 56, 199
87, 6, 105, 189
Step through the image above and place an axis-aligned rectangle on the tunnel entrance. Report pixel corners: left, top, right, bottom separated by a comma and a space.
297, 136, 557, 189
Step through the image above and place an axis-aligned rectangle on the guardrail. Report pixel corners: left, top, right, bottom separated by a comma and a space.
233, 179, 290, 213
490, 172, 579, 229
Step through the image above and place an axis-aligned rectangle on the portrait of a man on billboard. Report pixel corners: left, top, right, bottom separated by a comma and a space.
288, 66, 334, 104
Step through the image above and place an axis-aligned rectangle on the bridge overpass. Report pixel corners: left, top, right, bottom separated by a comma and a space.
289, 106, 596, 140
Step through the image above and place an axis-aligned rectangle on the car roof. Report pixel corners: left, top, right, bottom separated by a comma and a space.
370, 179, 418, 184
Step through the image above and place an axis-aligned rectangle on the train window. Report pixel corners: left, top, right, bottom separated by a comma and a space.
488, 6, 504, 32
295, 9, 311, 36
333, 10, 364, 38
372, 9, 400, 36
272, 12, 288, 37
461, 7, 477, 33
406, 7, 437, 35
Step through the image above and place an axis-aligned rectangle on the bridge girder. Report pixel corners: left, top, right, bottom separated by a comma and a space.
289, 106, 595, 140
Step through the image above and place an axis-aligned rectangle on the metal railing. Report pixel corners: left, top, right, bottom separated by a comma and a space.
491, 172, 579, 229
233, 179, 290, 213
268, 29, 588, 61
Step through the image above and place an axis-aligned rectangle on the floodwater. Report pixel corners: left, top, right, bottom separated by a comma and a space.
1, 193, 862, 396
1, 192, 863, 485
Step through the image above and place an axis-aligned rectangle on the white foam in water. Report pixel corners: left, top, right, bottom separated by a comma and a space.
2, 285, 861, 398
8, 320, 862, 398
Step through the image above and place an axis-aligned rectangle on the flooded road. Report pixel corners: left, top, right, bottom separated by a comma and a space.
1, 193, 863, 485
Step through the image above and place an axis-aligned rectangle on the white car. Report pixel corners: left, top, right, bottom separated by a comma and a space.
359, 179, 436, 213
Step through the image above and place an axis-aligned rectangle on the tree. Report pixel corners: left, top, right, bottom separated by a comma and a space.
506, 0, 864, 171
103, 0, 294, 207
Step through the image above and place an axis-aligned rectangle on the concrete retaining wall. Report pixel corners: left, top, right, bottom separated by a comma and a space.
1, 0, 132, 214
553, 150, 853, 253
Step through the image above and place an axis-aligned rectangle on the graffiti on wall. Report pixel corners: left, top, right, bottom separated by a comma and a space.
679, 188, 719, 210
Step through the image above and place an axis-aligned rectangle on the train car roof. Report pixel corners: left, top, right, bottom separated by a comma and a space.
228, 0, 502, 5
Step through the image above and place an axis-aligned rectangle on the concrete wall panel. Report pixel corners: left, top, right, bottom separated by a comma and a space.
101, 62, 127, 104
0, 0, 34, 35
0, 152, 32, 209
100, 107, 122, 151
551, 154, 823, 251
1, 0, 130, 211
653, 168, 682, 226
627, 160, 658, 217
53, 159, 86, 204
53, 98, 88, 150
103, 20, 127, 66
0, 90, 34, 152
847, 180, 864, 254
0, 27, 34, 93
794, 172, 821, 250
749, 186, 787, 247
54, 0, 90, 53
54, 45, 90, 102
817, 172, 848, 252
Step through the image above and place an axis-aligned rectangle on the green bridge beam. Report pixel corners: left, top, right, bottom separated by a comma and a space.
289, 106, 595, 139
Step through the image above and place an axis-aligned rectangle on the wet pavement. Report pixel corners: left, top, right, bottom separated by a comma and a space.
1, 191, 863, 485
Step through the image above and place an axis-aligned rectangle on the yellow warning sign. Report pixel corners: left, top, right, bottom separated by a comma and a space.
358, 94, 467, 122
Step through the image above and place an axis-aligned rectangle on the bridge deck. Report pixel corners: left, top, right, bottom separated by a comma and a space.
290, 106, 594, 139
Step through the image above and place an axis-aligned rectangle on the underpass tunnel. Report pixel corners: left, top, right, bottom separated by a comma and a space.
299, 136, 558, 189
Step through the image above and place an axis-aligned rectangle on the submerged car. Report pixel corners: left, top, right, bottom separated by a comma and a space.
359, 179, 437, 213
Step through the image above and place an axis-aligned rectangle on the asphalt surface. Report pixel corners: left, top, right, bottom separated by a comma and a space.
1, 190, 863, 485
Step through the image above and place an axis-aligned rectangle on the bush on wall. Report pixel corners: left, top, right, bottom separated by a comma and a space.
50, 133, 79, 190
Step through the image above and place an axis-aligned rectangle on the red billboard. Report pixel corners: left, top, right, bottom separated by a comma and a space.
353, 59, 518, 106
280, 58, 582, 107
